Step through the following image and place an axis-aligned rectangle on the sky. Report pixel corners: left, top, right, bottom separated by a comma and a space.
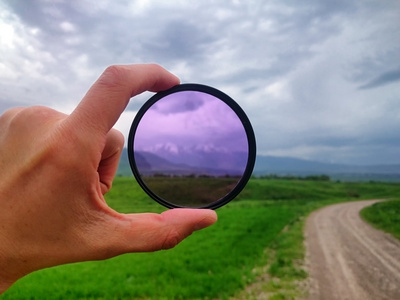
134, 91, 248, 153
1, 0, 399, 165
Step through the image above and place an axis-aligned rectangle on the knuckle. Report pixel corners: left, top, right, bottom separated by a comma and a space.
109, 129, 125, 149
98, 65, 128, 88
0, 105, 90, 181
0, 107, 24, 122
8, 106, 62, 125
0, 106, 64, 147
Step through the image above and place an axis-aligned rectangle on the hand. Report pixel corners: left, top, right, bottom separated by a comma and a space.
0, 64, 217, 293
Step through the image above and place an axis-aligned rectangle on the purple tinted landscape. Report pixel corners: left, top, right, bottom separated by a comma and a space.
134, 91, 248, 176
135, 149, 247, 176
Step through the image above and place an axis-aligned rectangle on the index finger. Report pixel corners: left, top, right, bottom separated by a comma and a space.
68, 64, 180, 136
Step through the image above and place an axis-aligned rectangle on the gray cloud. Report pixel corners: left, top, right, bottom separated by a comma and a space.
1, 0, 400, 165
143, 20, 217, 62
359, 69, 400, 89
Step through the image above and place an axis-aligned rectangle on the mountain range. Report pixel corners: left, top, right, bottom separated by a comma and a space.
117, 148, 400, 182
133, 150, 244, 176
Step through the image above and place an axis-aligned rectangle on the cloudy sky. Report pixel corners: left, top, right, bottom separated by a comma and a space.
1, 0, 399, 165
135, 91, 248, 153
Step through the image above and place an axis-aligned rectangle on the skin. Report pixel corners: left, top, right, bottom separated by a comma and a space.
0, 64, 217, 294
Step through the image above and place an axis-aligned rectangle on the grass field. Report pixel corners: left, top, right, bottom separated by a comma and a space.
361, 199, 400, 240
141, 176, 241, 207
2, 178, 400, 300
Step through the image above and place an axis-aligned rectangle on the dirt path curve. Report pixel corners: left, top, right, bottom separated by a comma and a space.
305, 199, 400, 300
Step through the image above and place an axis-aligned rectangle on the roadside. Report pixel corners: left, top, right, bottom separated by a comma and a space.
231, 215, 308, 300
304, 200, 400, 300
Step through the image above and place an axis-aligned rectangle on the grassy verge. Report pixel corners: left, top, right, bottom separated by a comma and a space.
2, 178, 399, 299
360, 199, 400, 240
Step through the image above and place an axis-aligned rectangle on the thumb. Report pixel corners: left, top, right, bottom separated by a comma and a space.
96, 209, 218, 257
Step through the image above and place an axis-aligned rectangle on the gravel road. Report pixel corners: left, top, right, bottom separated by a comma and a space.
304, 200, 400, 300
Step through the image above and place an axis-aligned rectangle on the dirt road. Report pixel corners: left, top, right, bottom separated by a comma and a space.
305, 200, 400, 300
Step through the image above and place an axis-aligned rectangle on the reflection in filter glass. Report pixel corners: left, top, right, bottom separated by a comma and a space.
133, 90, 249, 207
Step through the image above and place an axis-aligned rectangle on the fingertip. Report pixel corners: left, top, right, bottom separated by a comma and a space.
194, 210, 218, 230
144, 64, 181, 92
161, 208, 218, 230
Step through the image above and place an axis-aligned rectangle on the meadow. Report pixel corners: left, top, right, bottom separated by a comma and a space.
140, 176, 241, 207
361, 199, 400, 240
2, 177, 399, 300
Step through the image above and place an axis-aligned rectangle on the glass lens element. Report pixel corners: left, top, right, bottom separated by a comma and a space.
129, 84, 256, 209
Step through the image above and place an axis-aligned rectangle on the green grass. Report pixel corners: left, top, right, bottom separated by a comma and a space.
2, 178, 400, 299
360, 199, 400, 240
142, 176, 240, 207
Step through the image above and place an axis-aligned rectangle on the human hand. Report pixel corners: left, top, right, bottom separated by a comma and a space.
0, 64, 217, 293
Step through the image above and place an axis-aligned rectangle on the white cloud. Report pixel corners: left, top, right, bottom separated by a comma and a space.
1, 0, 399, 165
60, 21, 75, 32
114, 111, 138, 146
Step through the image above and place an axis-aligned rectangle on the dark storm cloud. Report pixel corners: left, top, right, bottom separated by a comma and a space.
142, 20, 217, 62
1, 0, 400, 165
359, 69, 400, 90
1, 0, 350, 84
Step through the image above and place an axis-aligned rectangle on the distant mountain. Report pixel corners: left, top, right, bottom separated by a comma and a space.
118, 148, 246, 177
117, 148, 400, 181
253, 155, 400, 175
138, 143, 248, 171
